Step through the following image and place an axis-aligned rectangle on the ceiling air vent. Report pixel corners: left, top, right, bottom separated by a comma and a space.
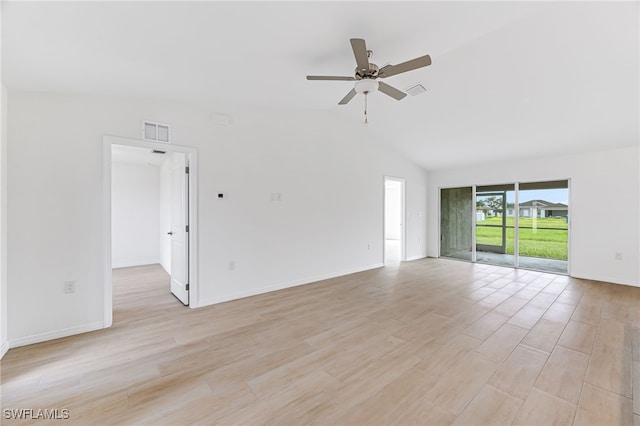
405, 84, 427, 96
143, 121, 171, 143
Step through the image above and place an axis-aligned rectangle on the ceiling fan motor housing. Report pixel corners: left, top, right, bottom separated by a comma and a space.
355, 63, 379, 80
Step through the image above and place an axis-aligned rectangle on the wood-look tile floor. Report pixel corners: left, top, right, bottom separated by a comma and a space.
1, 259, 639, 425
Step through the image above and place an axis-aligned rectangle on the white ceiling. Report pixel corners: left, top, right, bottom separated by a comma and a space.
3, 1, 638, 170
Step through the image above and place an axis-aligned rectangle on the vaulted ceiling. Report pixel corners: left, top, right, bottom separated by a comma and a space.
2, 1, 638, 170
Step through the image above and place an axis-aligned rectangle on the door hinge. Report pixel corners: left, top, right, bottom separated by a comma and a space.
185, 166, 190, 174
186, 225, 189, 232
185, 284, 189, 291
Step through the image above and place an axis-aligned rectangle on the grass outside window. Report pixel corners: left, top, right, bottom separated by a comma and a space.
476, 217, 568, 260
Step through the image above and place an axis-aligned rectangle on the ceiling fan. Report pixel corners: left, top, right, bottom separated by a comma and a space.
307, 38, 432, 106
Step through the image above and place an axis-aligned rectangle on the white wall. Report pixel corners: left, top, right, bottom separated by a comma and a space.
428, 146, 640, 287
385, 182, 401, 240
111, 162, 161, 268
1, 84, 8, 357
159, 155, 172, 274
6, 91, 429, 345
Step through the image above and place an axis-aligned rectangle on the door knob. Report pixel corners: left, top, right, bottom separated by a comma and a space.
167, 231, 173, 235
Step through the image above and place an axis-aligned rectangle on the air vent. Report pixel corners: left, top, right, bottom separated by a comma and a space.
405, 84, 427, 96
143, 121, 171, 143
151, 150, 166, 154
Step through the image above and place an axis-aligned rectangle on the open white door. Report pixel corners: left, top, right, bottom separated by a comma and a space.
170, 153, 189, 305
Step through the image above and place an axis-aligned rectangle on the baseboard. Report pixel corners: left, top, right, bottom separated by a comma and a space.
1, 339, 9, 359
159, 261, 171, 275
8, 321, 105, 349
196, 263, 384, 308
112, 259, 160, 269
633, 333, 639, 420
569, 272, 639, 288
405, 255, 428, 262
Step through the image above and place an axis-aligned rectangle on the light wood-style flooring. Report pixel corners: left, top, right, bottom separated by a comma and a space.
2, 259, 639, 425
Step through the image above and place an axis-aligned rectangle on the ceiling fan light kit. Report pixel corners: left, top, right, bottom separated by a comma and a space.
307, 38, 432, 122
355, 79, 379, 94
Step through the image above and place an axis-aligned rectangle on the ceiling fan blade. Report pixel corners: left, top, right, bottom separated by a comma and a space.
307, 75, 356, 81
378, 82, 407, 101
338, 88, 357, 105
350, 38, 370, 72
379, 54, 432, 78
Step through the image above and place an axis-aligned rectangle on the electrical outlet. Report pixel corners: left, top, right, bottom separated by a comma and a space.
614, 252, 623, 261
64, 280, 76, 294
367, 243, 370, 250
229, 261, 235, 271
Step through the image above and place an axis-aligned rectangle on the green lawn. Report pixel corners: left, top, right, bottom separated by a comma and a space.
476, 216, 568, 260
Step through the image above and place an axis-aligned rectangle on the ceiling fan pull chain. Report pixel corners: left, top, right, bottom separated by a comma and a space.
364, 93, 369, 125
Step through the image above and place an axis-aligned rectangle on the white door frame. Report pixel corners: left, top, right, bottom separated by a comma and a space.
102, 135, 199, 327
383, 176, 407, 263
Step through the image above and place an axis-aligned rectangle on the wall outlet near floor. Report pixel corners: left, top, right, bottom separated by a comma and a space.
367, 243, 370, 250
614, 252, 623, 261
228, 261, 235, 271
64, 280, 76, 294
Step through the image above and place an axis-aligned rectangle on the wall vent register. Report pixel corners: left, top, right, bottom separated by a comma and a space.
143, 121, 171, 143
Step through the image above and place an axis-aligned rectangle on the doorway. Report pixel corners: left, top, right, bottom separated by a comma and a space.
384, 177, 406, 265
103, 136, 198, 328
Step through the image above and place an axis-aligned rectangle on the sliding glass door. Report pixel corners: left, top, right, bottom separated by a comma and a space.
440, 180, 569, 274
517, 181, 569, 274
475, 184, 515, 267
